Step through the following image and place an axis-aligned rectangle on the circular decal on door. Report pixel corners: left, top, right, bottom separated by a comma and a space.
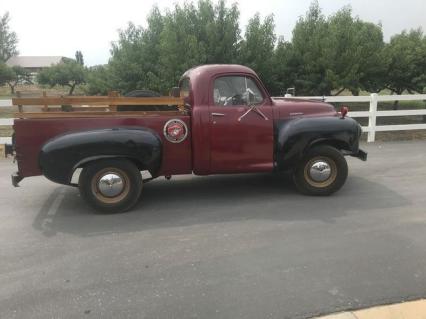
163, 119, 188, 143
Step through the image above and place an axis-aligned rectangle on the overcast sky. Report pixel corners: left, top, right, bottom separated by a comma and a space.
2, 0, 425, 66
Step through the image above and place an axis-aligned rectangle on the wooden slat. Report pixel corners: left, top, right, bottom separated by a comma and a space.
66, 106, 109, 112
33, 105, 175, 110
29, 105, 110, 110
15, 111, 184, 119
12, 96, 185, 106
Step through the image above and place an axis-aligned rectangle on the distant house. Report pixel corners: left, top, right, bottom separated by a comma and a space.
6, 56, 70, 82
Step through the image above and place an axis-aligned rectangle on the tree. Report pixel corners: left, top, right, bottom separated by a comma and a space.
271, 38, 297, 95
196, 0, 240, 64
157, 3, 207, 90
238, 13, 276, 93
85, 65, 113, 95
287, 1, 332, 95
0, 12, 18, 63
108, 7, 164, 94
156, 0, 240, 91
107, 1, 241, 94
37, 60, 86, 95
325, 7, 386, 95
383, 28, 426, 96
275, 2, 386, 96
75, 50, 84, 65
5, 65, 31, 94
0, 62, 14, 87
101, 0, 425, 98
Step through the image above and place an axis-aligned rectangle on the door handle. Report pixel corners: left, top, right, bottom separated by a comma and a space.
211, 112, 225, 117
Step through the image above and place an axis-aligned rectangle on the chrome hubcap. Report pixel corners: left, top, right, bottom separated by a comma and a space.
309, 160, 332, 182
97, 173, 125, 197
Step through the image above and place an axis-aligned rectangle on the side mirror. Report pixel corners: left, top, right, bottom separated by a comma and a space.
285, 87, 295, 97
170, 87, 181, 98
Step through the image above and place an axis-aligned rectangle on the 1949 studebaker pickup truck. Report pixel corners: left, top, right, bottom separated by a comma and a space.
11, 64, 367, 213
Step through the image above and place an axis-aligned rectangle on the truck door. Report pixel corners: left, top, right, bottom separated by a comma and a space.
208, 75, 274, 173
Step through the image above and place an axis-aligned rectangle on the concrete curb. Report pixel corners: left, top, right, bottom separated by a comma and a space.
313, 299, 426, 319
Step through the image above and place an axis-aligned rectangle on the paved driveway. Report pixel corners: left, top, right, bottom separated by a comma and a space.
1, 141, 426, 319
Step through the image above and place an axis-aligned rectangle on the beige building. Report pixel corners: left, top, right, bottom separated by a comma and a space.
6, 56, 69, 82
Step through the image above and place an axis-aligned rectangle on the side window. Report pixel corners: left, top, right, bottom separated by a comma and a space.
179, 78, 191, 98
213, 76, 264, 106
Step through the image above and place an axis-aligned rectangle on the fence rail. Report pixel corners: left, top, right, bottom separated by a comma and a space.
1, 94, 426, 143
0, 100, 13, 144
0, 99, 12, 107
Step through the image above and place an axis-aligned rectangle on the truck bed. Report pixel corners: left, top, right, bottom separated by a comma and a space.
14, 115, 193, 179
12, 94, 193, 179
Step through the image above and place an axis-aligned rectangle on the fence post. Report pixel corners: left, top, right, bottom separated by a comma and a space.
42, 91, 48, 112
367, 93, 378, 142
108, 91, 119, 112
16, 91, 23, 113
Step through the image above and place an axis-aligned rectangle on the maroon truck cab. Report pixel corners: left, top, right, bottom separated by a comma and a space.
12, 65, 366, 213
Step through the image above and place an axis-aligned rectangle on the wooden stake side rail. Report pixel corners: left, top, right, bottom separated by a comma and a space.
12, 96, 185, 106
14, 111, 185, 119
12, 95, 186, 119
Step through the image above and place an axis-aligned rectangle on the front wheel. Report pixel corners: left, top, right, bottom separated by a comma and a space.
293, 145, 348, 196
78, 159, 143, 213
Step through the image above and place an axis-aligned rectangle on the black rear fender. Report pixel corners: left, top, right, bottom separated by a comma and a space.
275, 116, 362, 169
39, 127, 162, 185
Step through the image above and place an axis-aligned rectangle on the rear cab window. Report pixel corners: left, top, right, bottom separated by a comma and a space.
179, 77, 192, 110
179, 78, 191, 98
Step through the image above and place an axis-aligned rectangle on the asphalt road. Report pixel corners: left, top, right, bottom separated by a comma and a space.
1, 141, 426, 319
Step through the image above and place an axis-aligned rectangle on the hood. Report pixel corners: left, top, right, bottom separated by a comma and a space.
272, 97, 337, 118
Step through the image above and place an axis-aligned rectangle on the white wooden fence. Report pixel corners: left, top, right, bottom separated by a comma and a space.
0, 99, 12, 107
275, 93, 426, 142
0, 116, 13, 144
1, 94, 426, 143
0, 99, 13, 144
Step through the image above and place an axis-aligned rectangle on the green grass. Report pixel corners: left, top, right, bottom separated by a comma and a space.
0, 126, 13, 137
0, 84, 85, 98
0, 107, 14, 138
0, 107, 15, 118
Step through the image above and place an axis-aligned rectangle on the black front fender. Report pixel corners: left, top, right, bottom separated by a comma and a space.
275, 116, 363, 169
39, 127, 162, 185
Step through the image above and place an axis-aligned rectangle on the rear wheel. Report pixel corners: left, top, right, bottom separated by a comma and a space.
78, 159, 142, 213
293, 145, 348, 195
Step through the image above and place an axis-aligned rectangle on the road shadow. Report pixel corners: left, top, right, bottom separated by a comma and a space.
32, 173, 410, 237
